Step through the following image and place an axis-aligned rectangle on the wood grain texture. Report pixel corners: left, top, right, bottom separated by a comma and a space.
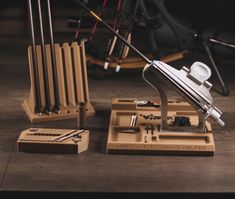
0, 35, 235, 192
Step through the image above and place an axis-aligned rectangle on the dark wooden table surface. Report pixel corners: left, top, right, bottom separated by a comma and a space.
0, 35, 235, 197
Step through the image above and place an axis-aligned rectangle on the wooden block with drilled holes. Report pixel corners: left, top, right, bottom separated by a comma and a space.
17, 128, 89, 154
107, 98, 215, 156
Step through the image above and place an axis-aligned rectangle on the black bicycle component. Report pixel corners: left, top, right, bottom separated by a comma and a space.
152, 0, 231, 96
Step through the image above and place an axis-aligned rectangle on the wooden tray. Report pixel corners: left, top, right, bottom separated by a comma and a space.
107, 98, 215, 156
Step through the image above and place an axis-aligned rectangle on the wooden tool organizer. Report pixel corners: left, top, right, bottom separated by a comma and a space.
17, 128, 89, 154
107, 98, 215, 156
22, 40, 95, 122
22, 0, 94, 122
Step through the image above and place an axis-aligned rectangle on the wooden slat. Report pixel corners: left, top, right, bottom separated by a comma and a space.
62, 43, 76, 106
36, 45, 46, 110
55, 44, 67, 108
80, 40, 89, 102
71, 42, 85, 103
45, 44, 55, 108
27, 46, 36, 113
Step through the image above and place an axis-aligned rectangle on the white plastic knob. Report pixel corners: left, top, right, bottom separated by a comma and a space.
188, 62, 211, 84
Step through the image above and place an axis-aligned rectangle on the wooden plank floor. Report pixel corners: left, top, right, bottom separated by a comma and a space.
0, 35, 235, 195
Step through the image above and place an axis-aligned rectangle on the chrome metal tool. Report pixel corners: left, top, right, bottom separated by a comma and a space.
143, 60, 224, 131
78, 0, 225, 132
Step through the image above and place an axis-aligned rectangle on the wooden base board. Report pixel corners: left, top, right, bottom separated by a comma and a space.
106, 98, 215, 156
17, 128, 89, 154
22, 100, 95, 123
107, 132, 215, 156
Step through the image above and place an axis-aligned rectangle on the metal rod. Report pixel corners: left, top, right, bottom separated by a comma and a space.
58, 130, 85, 142
27, 0, 42, 115
78, 0, 151, 64
209, 38, 235, 49
47, 0, 60, 113
50, 129, 78, 141
202, 41, 230, 96
37, 0, 51, 114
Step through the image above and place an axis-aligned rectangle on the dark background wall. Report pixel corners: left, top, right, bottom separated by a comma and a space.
1, 0, 235, 36
0, 0, 234, 63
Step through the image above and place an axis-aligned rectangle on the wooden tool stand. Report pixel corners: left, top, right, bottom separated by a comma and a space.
23, 0, 94, 122
22, 41, 95, 122
17, 128, 89, 154
107, 98, 215, 156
